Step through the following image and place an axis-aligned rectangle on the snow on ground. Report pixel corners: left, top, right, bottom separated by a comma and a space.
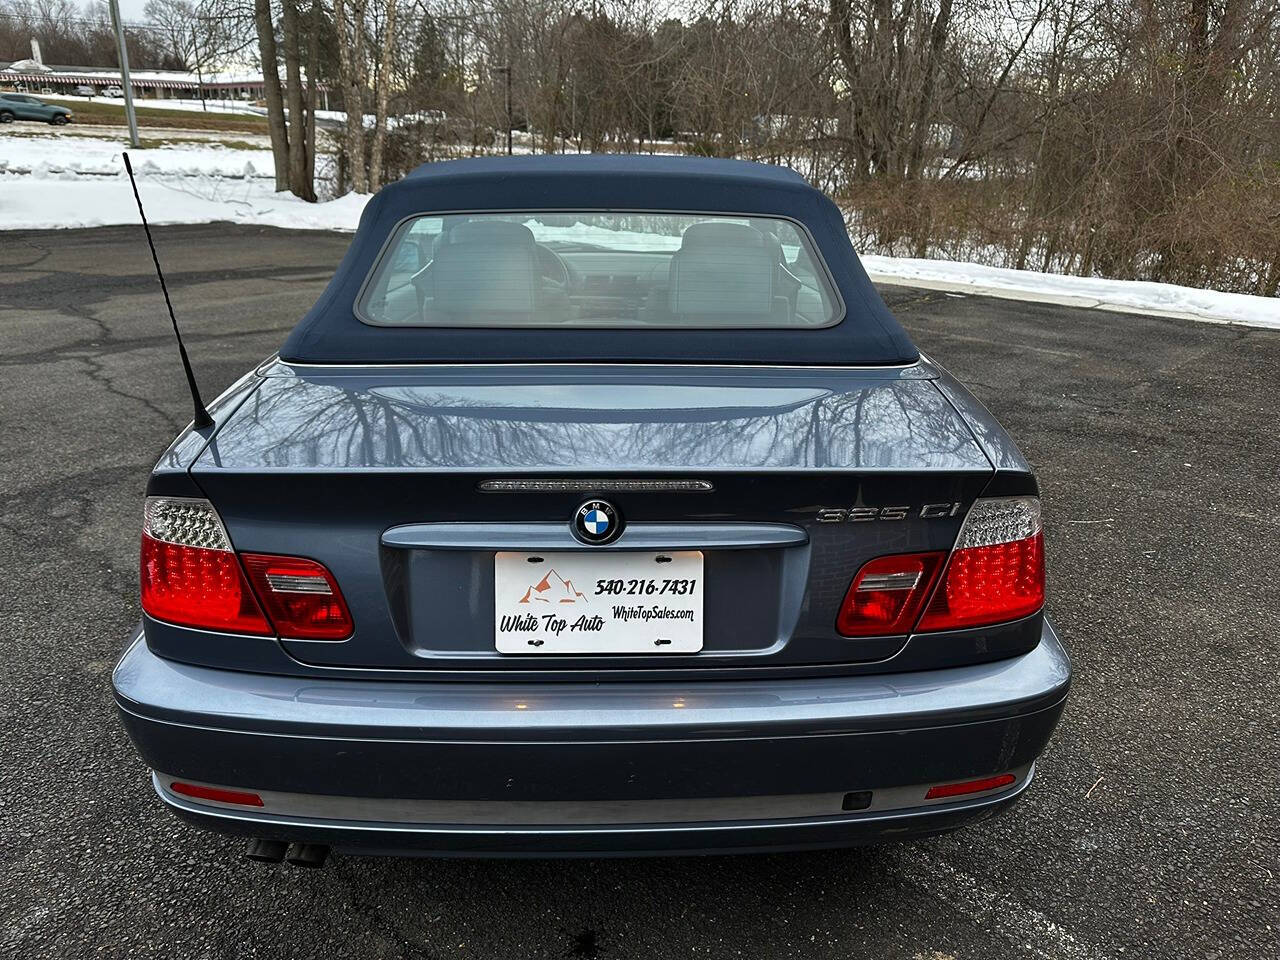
46, 94, 269, 116
521, 219, 684, 251
0, 175, 369, 232
0, 133, 367, 231
2, 132, 1274, 328
43, 94, 369, 126
1, 134, 274, 179
862, 256, 1279, 331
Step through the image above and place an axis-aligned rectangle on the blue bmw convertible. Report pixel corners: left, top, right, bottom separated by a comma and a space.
113, 155, 1070, 864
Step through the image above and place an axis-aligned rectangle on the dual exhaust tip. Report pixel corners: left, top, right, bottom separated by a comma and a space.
245, 838, 329, 868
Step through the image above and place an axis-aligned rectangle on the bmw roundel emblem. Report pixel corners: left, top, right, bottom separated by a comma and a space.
573, 499, 622, 545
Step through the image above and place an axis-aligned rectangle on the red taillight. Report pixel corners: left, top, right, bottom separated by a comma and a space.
241, 553, 353, 640
917, 496, 1045, 632
834, 496, 1044, 638
169, 781, 264, 807
141, 533, 272, 635
924, 773, 1017, 800
140, 497, 352, 640
836, 552, 944, 637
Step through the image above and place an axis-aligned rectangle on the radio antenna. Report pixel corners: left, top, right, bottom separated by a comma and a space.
122, 151, 213, 430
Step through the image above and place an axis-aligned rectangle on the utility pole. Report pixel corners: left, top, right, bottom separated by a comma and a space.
191, 26, 206, 112
496, 63, 512, 156
107, 0, 140, 147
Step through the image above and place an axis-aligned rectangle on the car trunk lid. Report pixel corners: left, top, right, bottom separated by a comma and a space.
190, 361, 993, 675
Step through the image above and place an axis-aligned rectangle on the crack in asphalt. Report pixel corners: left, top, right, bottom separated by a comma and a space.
881, 290, 955, 311
1, 234, 53, 269
0, 324, 294, 368
1, 223, 1276, 960
0, 265, 327, 311
24, 300, 186, 432
0, 460, 147, 617
76, 352, 185, 433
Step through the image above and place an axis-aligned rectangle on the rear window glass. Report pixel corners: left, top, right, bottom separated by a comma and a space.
357, 212, 840, 329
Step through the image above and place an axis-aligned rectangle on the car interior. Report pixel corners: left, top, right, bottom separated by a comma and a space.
362, 216, 838, 328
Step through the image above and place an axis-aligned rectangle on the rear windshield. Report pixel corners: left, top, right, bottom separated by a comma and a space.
357, 212, 841, 329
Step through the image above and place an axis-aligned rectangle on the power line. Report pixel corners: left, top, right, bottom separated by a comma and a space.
0, 11, 209, 35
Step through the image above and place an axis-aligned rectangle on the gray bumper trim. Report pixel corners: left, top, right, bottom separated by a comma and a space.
154, 767, 1035, 837
154, 763, 1034, 825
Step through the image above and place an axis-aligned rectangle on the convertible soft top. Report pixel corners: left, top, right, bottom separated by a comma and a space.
280, 155, 919, 366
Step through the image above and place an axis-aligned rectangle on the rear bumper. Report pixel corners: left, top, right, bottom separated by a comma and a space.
113, 619, 1070, 857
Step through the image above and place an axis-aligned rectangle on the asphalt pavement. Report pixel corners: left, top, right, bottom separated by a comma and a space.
0, 223, 1276, 959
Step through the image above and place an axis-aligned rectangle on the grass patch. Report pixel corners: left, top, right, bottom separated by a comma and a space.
132, 136, 266, 151
208, 138, 266, 151
44, 98, 269, 133
0, 126, 267, 151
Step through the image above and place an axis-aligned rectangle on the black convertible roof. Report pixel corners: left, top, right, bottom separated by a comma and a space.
280, 155, 919, 366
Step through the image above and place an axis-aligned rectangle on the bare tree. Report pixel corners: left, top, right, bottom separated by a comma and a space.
2, 0, 184, 67
334, 0, 369, 192
253, 0, 291, 191
18, 0, 1261, 293
144, 0, 195, 65
369, 0, 398, 185
280, 0, 313, 200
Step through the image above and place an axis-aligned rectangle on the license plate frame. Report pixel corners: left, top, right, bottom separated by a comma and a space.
494, 551, 704, 654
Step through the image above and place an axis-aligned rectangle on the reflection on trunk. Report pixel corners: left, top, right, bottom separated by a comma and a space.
203, 372, 992, 473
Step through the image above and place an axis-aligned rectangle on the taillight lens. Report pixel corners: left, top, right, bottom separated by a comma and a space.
917, 496, 1045, 632
140, 497, 353, 640
836, 551, 945, 637
140, 497, 271, 635
241, 553, 353, 640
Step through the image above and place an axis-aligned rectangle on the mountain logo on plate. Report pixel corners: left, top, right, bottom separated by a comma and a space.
572, 499, 622, 545
518, 569, 587, 605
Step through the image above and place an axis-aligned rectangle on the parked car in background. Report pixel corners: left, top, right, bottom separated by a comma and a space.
113, 155, 1069, 865
74, 85, 94, 97
0, 93, 72, 125
102, 85, 125, 98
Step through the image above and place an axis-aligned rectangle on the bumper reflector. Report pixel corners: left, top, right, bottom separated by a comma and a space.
924, 773, 1017, 800
169, 781, 265, 807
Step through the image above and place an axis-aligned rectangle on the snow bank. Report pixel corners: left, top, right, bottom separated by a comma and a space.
524, 224, 1278, 330
862, 256, 1278, 331
0, 175, 369, 232
0, 136, 274, 179
44, 94, 268, 116
48, 94, 374, 126
1, 134, 368, 231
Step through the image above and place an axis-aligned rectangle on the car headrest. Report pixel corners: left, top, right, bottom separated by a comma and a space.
430, 226, 538, 316
441, 219, 536, 247
678, 221, 767, 250
669, 222, 777, 318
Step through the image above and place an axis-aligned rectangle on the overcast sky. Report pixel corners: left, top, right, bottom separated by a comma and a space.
116, 0, 153, 23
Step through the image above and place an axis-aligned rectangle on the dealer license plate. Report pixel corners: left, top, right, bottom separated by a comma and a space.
494, 551, 703, 654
